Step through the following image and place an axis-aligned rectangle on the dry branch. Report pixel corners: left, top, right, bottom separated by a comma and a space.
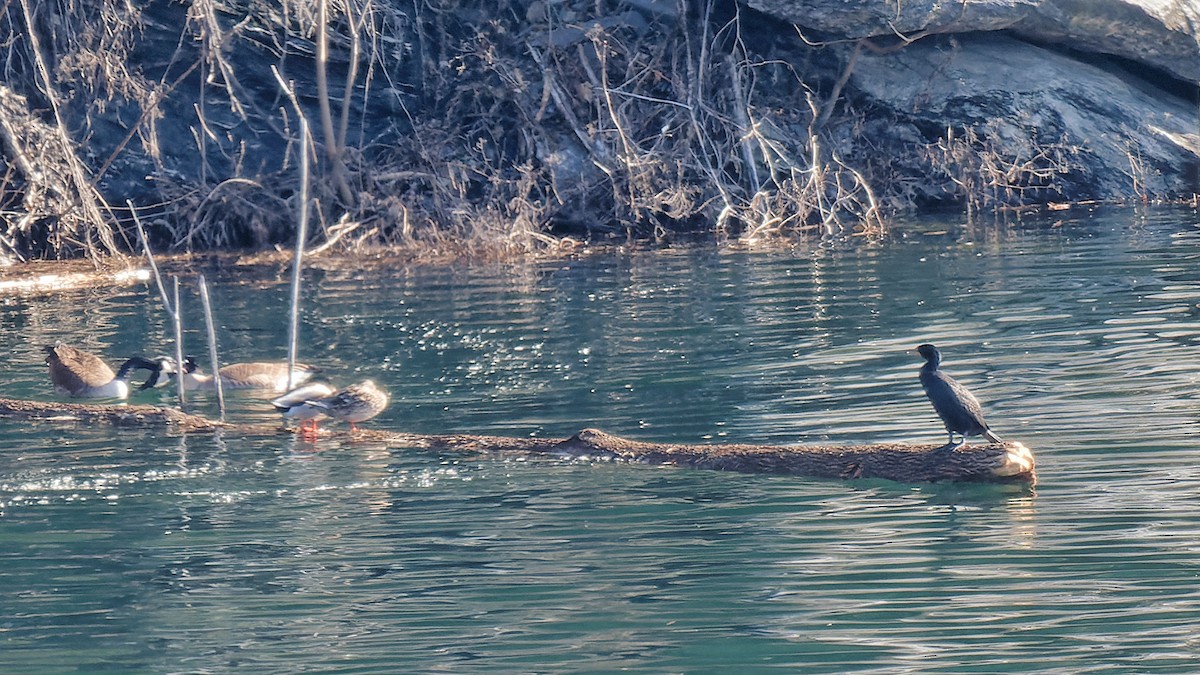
0, 397, 1036, 484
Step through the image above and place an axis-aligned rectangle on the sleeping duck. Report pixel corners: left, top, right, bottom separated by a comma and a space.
270, 381, 337, 434
301, 380, 389, 432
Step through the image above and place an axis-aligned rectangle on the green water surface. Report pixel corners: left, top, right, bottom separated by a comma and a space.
2, 206, 1199, 672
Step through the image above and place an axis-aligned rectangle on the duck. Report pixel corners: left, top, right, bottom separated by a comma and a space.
44, 343, 160, 399
270, 381, 337, 434
142, 356, 319, 393
303, 380, 389, 432
916, 343, 1003, 447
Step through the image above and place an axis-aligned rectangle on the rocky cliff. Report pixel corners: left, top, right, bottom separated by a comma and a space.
746, 0, 1199, 207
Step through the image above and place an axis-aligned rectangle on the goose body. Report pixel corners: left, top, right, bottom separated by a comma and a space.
917, 343, 1002, 447
304, 380, 389, 431
144, 356, 318, 393
271, 382, 337, 433
44, 344, 159, 399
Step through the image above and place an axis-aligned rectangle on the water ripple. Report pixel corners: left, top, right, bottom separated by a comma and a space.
1, 208, 1200, 670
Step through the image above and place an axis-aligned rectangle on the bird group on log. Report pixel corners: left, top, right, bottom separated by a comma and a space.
42, 345, 389, 434
42, 341, 998, 449
27, 340, 1034, 483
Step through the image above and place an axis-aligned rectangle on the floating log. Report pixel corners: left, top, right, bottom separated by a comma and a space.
0, 398, 1035, 484
0, 397, 223, 432
550, 429, 1035, 484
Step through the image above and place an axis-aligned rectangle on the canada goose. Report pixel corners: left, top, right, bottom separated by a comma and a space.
303, 380, 389, 432
142, 356, 318, 393
270, 382, 337, 434
44, 343, 160, 399
916, 343, 1003, 447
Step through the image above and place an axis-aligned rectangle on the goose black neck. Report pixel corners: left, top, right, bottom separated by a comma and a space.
116, 356, 163, 388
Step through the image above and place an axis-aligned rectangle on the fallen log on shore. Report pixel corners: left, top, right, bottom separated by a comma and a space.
0, 263, 150, 296
0, 397, 1035, 484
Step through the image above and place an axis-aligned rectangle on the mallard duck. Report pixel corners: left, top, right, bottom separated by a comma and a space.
270, 382, 337, 434
917, 343, 1003, 447
304, 380, 389, 432
44, 343, 160, 399
142, 356, 318, 393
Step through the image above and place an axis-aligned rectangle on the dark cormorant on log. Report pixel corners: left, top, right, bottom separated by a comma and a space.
917, 343, 1003, 447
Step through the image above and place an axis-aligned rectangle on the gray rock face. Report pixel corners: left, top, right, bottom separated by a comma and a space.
743, 0, 1200, 84
741, 0, 1199, 203
850, 33, 1199, 200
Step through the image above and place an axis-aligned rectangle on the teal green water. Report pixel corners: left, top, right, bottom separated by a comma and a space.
3, 205, 1200, 672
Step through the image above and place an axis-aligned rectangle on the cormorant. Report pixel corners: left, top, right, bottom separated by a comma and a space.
917, 343, 1003, 447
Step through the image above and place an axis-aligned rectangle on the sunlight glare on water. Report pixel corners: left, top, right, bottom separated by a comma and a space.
1, 205, 1200, 672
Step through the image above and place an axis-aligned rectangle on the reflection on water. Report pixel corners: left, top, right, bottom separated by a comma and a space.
1, 206, 1200, 671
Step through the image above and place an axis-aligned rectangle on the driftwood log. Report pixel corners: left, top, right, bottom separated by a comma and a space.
0, 397, 1035, 484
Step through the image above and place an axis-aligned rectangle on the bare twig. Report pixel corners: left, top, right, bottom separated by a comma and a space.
128, 200, 175, 321
198, 274, 225, 417
315, 0, 355, 206
286, 117, 311, 390
18, 0, 116, 259
171, 276, 187, 409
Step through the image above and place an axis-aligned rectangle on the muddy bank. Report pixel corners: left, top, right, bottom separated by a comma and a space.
0, 0, 1195, 262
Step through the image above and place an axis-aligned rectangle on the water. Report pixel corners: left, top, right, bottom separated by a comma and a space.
2, 205, 1200, 672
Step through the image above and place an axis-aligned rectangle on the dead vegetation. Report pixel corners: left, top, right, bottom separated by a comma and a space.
0, 0, 1174, 262
927, 123, 1082, 217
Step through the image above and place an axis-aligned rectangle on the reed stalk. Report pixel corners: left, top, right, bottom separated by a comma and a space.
128, 200, 174, 321
197, 274, 225, 417
171, 276, 187, 409
286, 117, 310, 390
131, 201, 189, 409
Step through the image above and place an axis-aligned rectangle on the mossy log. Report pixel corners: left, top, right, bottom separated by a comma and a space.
550, 429, 1035, 484
0, 397, 1035, 484
0, 397, 223, 431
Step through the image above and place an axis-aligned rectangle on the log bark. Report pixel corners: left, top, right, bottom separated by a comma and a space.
0, 397, 224, 432
0, 397, 1035, 484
